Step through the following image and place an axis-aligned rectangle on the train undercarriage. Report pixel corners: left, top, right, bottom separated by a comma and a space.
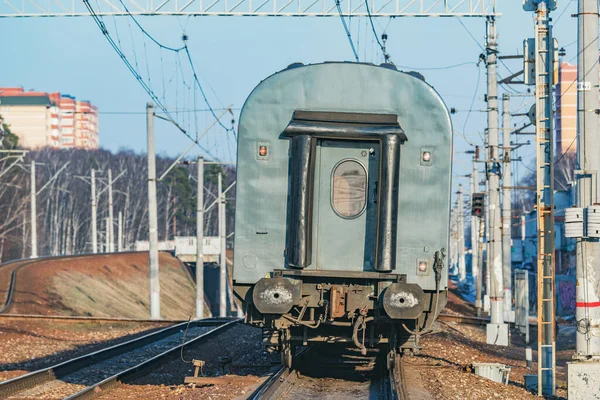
233, 267, 447, 370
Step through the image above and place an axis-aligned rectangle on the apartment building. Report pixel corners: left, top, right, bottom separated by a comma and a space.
0, 87, 99, 149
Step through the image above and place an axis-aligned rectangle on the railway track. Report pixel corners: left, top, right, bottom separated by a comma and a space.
0, 317, 239, 400
0, 314, 188, 324
247, 347, 406, 400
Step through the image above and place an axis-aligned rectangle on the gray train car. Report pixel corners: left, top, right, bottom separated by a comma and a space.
232, 62, 452, 368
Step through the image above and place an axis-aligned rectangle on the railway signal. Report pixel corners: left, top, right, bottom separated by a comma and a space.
472, 193, 485, 217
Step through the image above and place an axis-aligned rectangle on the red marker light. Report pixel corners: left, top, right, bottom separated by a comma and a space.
259, 145, 268, 157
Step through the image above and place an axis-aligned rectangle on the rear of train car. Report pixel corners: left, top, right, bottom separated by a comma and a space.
232, 62, 453, 367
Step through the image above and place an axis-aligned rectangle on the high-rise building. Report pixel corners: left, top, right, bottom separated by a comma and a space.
554, 62, 577, 157
0, 87, 99, 150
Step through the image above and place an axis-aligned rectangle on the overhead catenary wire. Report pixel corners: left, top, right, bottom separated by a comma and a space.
83, 0, 222, 161
364, 0, 392, 64
335, 0, 359, 62
112, 0, 232, 134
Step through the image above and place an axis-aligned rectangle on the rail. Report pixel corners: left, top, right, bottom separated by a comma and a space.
0, 317, 239, 399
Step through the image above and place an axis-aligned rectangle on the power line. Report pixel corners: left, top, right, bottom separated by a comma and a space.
335, 0, 359, 62
364, 0, 392, 64
112, 0, 232, 134
456, 17, 522, 95
396, 61, 477, 71
83, 0, 221, 161
116, 0, 185, 52
183, 44, 233, 132
462, 63, 484, 144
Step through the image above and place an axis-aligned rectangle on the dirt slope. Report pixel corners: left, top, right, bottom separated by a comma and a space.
5, 252, 204, 319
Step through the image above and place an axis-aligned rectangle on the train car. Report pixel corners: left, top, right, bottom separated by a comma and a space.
232, 62, 452, 369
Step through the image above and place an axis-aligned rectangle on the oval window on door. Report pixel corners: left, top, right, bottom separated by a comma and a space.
331, 159, 367, 218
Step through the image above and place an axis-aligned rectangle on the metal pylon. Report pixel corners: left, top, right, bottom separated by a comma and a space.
534, 2, 556, 396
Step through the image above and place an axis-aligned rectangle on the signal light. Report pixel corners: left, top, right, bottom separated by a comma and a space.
258, 145, 268, 157
472, 192, 485, 217
418, 260, 427, 272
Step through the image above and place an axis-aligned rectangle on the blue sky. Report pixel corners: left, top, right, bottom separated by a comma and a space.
0, 1, 580, 189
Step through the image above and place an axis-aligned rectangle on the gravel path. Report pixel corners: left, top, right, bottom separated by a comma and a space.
6, 325, 215, 399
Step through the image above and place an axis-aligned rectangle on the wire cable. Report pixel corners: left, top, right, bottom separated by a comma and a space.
462, 63, 484, 144
112, 0, 232, 134
116, 0, 185, 52
335, 0, 359, 62
364, 0, 392, 64
183, 44, 232, 132
396, 61, 476, 71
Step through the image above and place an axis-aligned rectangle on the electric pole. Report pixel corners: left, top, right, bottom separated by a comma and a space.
502, 93, 514, 322
458, 184, 466, 282
30, 160, 37, 259
471, 149, 481, 312
105, 217, 110, 252
108, 169, 115, 253
196, 156, 205, 319
118, 211, 123, 252
218, 172, 227, 317
91, 169, 98, 254
534, 2, 556, 395
568, 0, 600, 396
147, 102, 160, 320
485, 16, 508, 346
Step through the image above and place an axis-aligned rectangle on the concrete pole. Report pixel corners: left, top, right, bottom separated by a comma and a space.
218, 173, 227, 317
449, 206, 457, 274
458, 184, 466, 282
105, 217, 110, 252
196, 156, 205, 319
30, 160, 37, 259
568, 0, 600, 393
147, 102, 161, 320
485, 16, 507, 345
502, 93, 513, 321
118, 211, 123, 252
484, 129, 491, 312
575, 0, 600, 360
471, 157, 481, 308
477, 212, 485, 317
108, 169, 115, 253
91, 169, 98, 254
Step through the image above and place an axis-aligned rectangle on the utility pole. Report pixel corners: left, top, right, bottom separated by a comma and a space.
535, 2, 555, 395
484, 127, 491, 314
521, 0, 557, 394
449, 206, 457, 274
105, 217, 110, 252
471, 149, 481, 312
457, 184, 466, 282
485, 16, 508, 346
502, 93, 514, 323
108, 169, 115, 253
196, 156, 205, 319
218, 172, 227, 317
30, 160, 37, 259
91, 169, 98, 254
147, 102, 160, 320
118, 211, 123, 252
568, 0, 600, 397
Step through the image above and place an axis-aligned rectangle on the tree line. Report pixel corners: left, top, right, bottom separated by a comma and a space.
0, 147, 235, 263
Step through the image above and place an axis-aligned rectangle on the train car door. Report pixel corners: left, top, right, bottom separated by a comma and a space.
313, 140, 379, 271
